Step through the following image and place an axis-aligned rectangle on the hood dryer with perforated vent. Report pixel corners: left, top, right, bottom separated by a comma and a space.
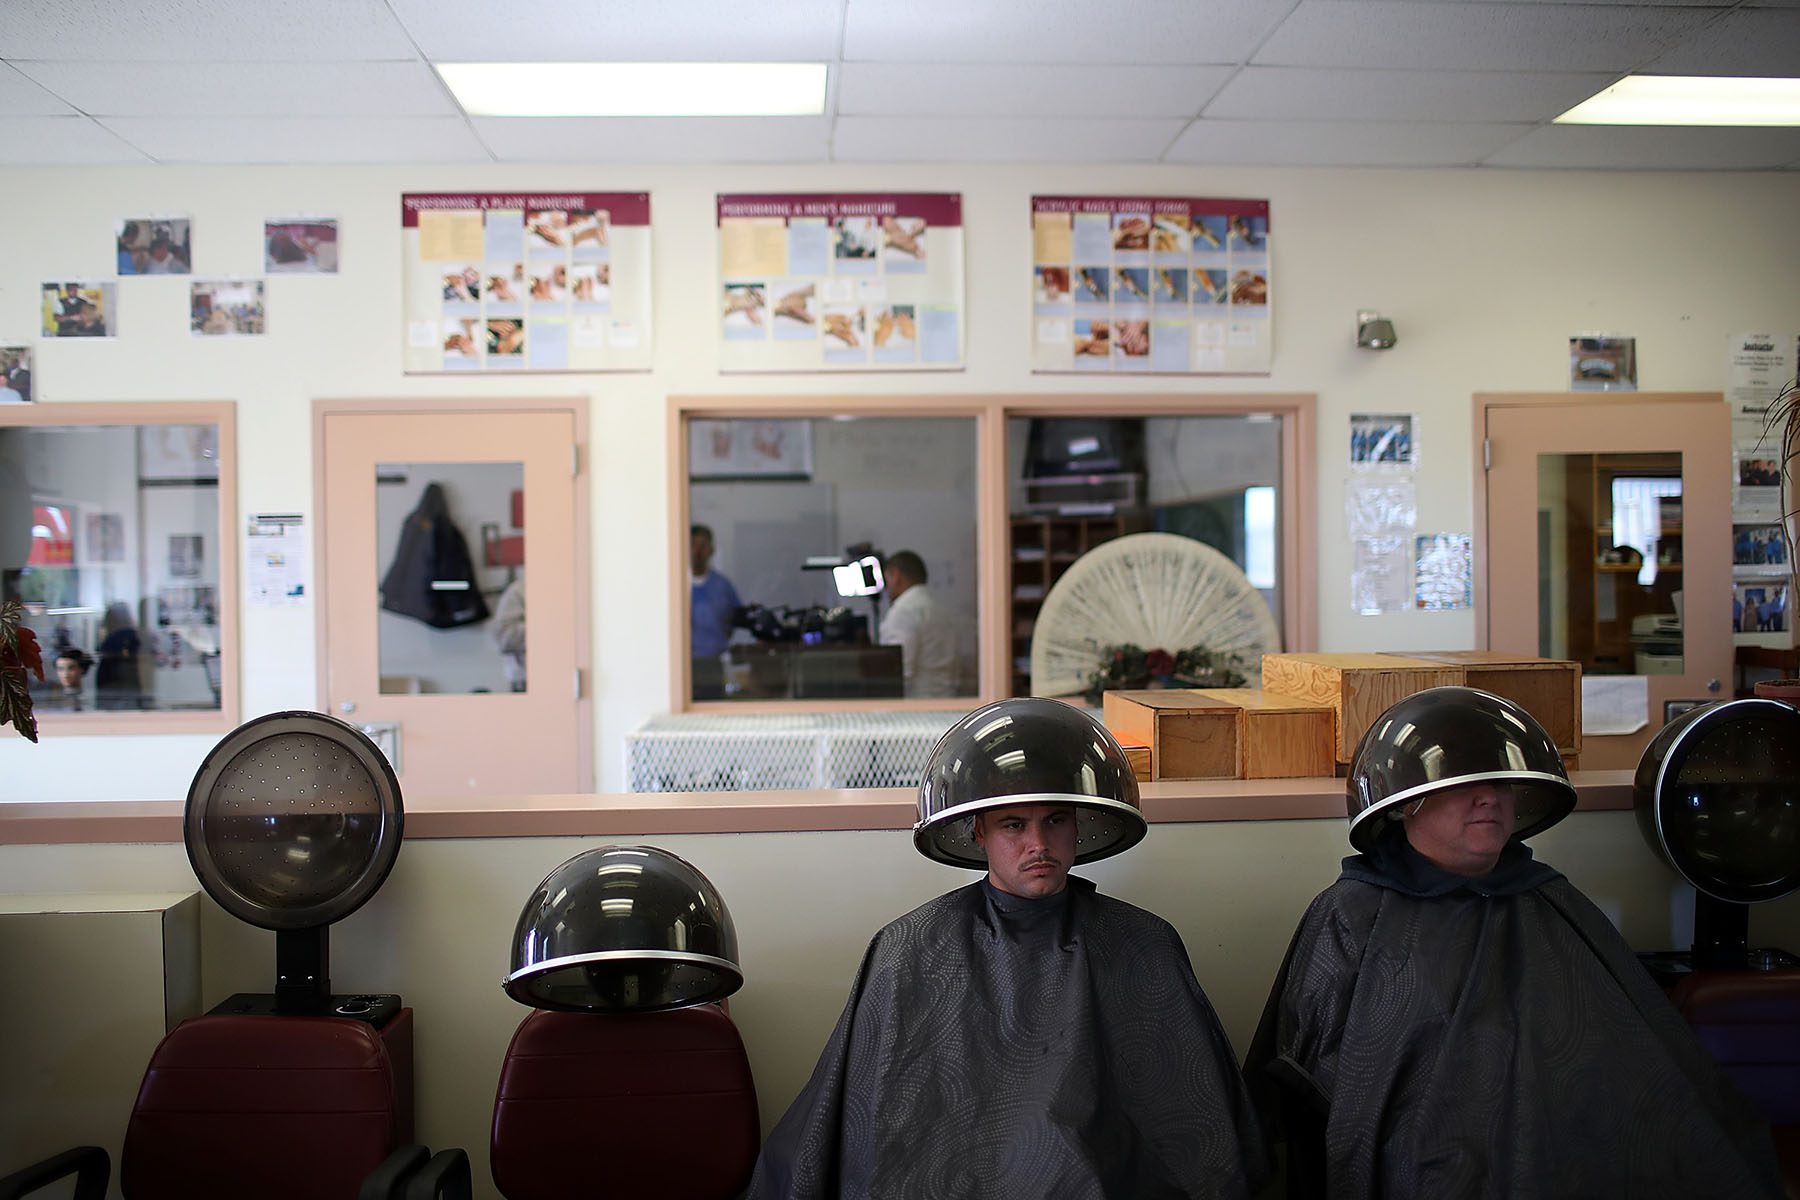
185, 711, 406, 1024
1633, 697, 1800, 978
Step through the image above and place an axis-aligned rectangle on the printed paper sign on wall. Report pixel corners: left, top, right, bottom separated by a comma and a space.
1031, 196, 1271, 375
717, 193, 964, 372
402, 192, 652, 373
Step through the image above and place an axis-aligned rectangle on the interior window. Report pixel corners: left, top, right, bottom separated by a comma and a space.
685, 416, 979, 703
1, 418, 228, 717
1006, 414, 1283, 696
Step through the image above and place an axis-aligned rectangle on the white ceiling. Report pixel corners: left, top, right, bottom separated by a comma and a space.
1, 0, 1797, 169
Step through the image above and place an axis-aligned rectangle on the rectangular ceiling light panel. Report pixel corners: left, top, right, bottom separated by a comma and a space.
438, 62, 827, 117
1556, 75, 1800, 127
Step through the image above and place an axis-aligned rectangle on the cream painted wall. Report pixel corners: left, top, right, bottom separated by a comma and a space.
2, 164, 1798, 799
3, 814, 1798, 1198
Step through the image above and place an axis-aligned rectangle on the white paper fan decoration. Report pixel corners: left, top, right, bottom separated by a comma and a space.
1029, 532, 1281, 697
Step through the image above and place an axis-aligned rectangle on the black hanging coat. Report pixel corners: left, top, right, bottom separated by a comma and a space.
748, 876, 1269, 1199
1245, 825, 1782, 1199
379, 482, 490, 629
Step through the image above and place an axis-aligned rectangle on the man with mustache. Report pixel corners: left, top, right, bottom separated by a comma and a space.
750, 697, 1267, 1199
1247, 687, 1781, 1199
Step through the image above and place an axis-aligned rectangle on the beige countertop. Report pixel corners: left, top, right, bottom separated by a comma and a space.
0, 771, 1636, 845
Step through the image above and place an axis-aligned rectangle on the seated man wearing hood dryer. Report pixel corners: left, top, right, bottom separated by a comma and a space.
1247, 687, 1781, 1199
749, 697, 1267, 1199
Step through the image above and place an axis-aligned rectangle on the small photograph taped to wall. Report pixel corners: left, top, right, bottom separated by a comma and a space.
191, 280, 265, 336
41, 282, 117, 337
1739, 457, 1782, 487
1733, 522, 1789, 570
117, 217, 192, 275
1570, 334, 1636, 391
0, 346, 30, 402
1350, 412, 1417, 470
1733, 580, 1789, 634
264, 219, 338, 273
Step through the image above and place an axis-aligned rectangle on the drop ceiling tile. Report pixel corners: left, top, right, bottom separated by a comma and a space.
100, 116, 491, 163
0, 0, 416, 61
833, 116, 1188, 162
0, 116, 150, 164
13, 61, 456, 118
1165, 118, 1530, 165
838, 62, 1231, 118
1206, 66, 1617, 124
387, 0, 845, 62
0, 63, 76, 115
472, 116, 832, 162
1254, 1, 1712, 71
842, 0, 1288, 65
1484, 124, 1800, 169
1642, 8, 1800, 76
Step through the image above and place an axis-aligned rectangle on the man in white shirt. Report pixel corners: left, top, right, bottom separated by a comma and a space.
877, 549, 958, 697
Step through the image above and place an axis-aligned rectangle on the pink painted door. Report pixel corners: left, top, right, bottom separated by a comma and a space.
320, 409, 585, 795
1484, 396, 1730, 770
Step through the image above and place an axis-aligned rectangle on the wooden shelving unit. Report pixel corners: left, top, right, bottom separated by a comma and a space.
1009, 513, 1141, 695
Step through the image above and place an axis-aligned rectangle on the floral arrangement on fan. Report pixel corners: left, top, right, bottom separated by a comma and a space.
1, 597, 45, 742
1083, 642, 1248, 704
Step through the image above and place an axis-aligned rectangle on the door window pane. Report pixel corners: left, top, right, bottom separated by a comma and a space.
375, 462, 524, 695
1006, 415, 1283, 696
1538, 452, 1683, 675
2, 422, 222, 713
686, 417, 979, 703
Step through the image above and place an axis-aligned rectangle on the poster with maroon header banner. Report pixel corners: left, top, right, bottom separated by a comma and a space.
1031, 195, 1271, 375
717, 193, 964, 372
402, 191, 651, 373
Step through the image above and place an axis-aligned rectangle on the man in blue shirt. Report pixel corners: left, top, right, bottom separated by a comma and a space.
690, 524, 743, 660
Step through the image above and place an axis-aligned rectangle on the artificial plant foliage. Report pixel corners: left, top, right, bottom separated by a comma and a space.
0, 597, 44, 742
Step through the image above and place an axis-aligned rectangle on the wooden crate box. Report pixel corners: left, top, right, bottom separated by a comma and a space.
1260, 653, 1463, 764
1110, 732, 1153, 783
1190, 688, 1337, 779
1101, 690, 1239, 781
1386, 650, 1582, 754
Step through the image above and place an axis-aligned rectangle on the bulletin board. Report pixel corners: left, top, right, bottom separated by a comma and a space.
401, 191, 652, 373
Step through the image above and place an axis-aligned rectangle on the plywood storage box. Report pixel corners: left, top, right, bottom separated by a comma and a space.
1110, 731, 1153, 782
1261, 653, 1463, 764
1101, 690, 1239, 780
1385, 650, 1582, 755
1190, 688, 1337, 779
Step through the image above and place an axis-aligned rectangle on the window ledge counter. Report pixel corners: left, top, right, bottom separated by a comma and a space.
0, 770, 1636, 845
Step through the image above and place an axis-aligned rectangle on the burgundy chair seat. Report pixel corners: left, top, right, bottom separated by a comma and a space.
1673, 971, 1800, 1197
491, 1005, 759, 1200
121, 1010, 413, 1200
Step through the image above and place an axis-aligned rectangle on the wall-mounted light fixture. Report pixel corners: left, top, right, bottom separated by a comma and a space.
1356, 310, 1397, 350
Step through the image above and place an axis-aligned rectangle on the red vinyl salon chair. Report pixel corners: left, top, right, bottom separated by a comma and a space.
489, 846, 759, 1200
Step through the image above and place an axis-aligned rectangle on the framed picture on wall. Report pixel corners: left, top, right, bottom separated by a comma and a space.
85, 512, 124, 564
168, 534, 203, 578
688, 419, 813, 480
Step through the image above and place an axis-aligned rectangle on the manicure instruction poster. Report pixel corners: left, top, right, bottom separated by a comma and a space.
717, 193, 964, 372
1031, 195, 1272, 374
402, 192, 652, 373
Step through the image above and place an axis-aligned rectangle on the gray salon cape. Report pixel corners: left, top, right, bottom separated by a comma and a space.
1246, 825, 1782, 1199
748, 876, 1267, 1199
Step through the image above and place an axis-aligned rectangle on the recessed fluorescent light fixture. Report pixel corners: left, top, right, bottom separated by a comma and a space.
437, 62, 827, 117
1555, 75, 1800, 126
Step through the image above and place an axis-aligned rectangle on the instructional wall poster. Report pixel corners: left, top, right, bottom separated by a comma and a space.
716, 193, 964, 372
1031, 195, 1271, 375
401, 192, 652, 374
